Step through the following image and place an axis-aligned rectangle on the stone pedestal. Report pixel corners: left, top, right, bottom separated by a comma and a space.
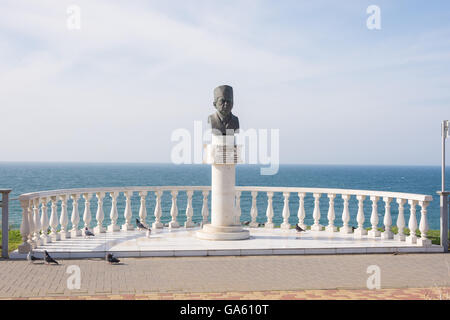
197, 135, 250, 241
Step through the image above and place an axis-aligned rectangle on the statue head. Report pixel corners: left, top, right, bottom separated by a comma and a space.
213, 85, 234, 117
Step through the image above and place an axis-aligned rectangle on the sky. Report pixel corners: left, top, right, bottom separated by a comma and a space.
0, 0, 449, 165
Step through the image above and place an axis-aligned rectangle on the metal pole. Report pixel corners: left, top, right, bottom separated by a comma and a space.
1, 191, 11, 259
438, 192, 449, 252
443, 121, 446, 192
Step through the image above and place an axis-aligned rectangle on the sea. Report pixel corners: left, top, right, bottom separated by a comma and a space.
0, 162, 448, 230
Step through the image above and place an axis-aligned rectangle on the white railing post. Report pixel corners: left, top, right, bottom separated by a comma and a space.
326, 194, 337, 232
201, 190, 209, 224
95, 192, 106, 233
32, 198, 42, 245
108, 192, 120, 232
59, 195, 70, 239
297, 192, 306, 230
250, 191, 258, 227
406, 200, 418, 244
234, 191, 242, 226
311, 193, 323, 231
83, 193, 92, 231
281, 192, 291, 229
418, 201, 432, 247
49, 196, 60, 241
368, 196, 380, 238
169, 190, 180, 228
40, 197, 51, 243
381, 197, 393, 239
122, 191, 134, 231
265, 192, 274, 229
340, 194, 352, 234
18, 200, 32, 254
354, 195, 367, 238
27, 201, 35, 248
185, 190, 195, 228
70, 194, 81, 236
395, 198, 406, 241
138, 191, 148, 227
153, 190, 163, 229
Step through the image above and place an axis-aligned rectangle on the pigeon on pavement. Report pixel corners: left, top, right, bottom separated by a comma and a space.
295, 225, 305, 232
84, 227, 95, 237
44, 250, 59, 265
27, 251, 39, 263
136, 218, 150, 231
106, 253, 120, 264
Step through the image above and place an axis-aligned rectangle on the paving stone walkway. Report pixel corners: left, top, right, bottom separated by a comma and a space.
0, 253, 449, 299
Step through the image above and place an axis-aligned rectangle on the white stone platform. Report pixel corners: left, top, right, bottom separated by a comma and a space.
10, 227, 444, 259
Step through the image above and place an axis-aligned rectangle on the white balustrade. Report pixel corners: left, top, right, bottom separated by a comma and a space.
169, 190, 179, 228
201, 190, 209, 224
16, 185, 435, 253
368, 196, 380, 238
325, 194, 337, 232
354, 195, 367, 238
250, 191, 258, 227
122, 191, 134, 231
381, 197, 393, 239
281, 192, 291, 229
265, 192, 274, 229
95, 192, 106, 233
108, 192, 120, 232
153, 190, 163, 229
395, 198, 406, 241
70, 194, 81, 236
297, 192, 306, 230
40, 197, 51, 243
185, 190, 195, 228
50, 196, 60, 241
59, 195, 70, 239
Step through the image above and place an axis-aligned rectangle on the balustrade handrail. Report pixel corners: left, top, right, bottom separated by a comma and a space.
18, 186, 432, 202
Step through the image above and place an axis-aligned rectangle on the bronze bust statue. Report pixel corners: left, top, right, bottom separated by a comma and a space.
208, 85, 239, 135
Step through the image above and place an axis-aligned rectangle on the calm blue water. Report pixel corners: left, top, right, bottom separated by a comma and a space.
0, 162, 447, 230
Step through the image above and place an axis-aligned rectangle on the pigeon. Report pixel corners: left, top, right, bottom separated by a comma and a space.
84, 227, 95, 237
258, 223, 265, 227
27, 251, 39, 263
295, 225, 305, 232
136, 218, 150, 231
106, 253, 120, 264
351, 226, 356, 232
44, 250, 59, 265
242, 221, 251, 226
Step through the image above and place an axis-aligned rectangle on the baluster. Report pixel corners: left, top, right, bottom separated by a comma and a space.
40, 197, 51, 243
297, 192, 306, 230
108, 192, 120, 232
311, 193, 323, 231
138, 191, 148, 227
265, 192, 274, 229
281, 192, 291, 229
368, 196, 380, 238
185, 190, 195, 228
354, 195, 367, 237
49, 196, 60, 241
201, 190, 209, 224
395, 199, 406, 241
153, 190, 163, 229
83, 193, 92, 232
235, 191, 242, 226
95, 192, 106, 233
32, 198, 42, 245
27, 200, 35, 248
340, 194, 352, 234
18, 200, 32, 253
418, 201, 431, 246
250, 191, 258, 227
122, 191, 134, 231
406, 200, 418, 244
381, 197, 393, 239
70, 194, 81, 236
326, 194, 337, 232
169, 190, 179, 228
59, 195, 70, 239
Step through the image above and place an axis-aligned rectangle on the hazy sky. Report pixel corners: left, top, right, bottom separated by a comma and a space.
0, 0, 449, 165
